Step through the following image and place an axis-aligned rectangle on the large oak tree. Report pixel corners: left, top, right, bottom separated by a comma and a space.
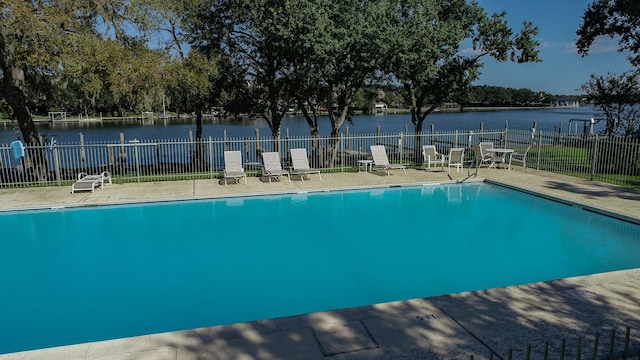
387, 0, 540, 152
1, 0, 161, 180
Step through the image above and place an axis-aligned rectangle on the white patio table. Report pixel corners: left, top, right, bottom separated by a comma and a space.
486, 148, 514, 170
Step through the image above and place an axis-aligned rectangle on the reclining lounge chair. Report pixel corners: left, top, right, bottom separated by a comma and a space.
370, 145, 406, 176
290, 148, 321, 181
222, 150, 247, 185
71, 171, 112, 194
261, 151, 291, 183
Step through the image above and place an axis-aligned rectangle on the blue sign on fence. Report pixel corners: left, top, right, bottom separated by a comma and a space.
11, 140, 25, 160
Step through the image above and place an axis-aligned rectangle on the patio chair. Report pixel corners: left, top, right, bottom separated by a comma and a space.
222, 150, 247, 185
370, 145, 407, 176
290, 148, 322, 181
474, 142, 495, 167
510, 143, 532, 170
479, 141, 506, 168
261, 151, 291, 183
422, 145, 445, 171
446, 148, 465, 174
71, 171, 112, 194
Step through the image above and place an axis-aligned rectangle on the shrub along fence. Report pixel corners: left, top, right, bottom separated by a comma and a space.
0, 128, 638, 188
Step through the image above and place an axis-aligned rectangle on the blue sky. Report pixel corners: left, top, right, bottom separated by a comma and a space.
472, 0, 634, 95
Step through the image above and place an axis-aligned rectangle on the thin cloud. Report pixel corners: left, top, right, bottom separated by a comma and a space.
582, 36, 620, 54
550, 36, 621, 54
459, 46, 481, 55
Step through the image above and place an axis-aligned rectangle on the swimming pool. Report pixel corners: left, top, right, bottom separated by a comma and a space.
1, 183, 639, 354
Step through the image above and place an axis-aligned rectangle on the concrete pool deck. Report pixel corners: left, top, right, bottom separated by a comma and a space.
1, 167, 640, 359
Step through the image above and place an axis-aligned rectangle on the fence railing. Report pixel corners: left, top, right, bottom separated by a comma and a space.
1, 129, 638, 188
473, 326, 640, 360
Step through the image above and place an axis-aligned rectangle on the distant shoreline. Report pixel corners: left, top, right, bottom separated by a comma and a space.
384, 104, 577, 114
0, 105, 580, 124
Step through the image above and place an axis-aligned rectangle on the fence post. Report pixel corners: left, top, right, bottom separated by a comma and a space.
576, 336, 582, 360
131, 140, 140, 182
536, 131, 542, 171
624, 326, 631, 358
285, 128, 290, 159
607, 329, 615, 358
398, 132, 403, 163
53, 143, 61, 186
590, 134, 599, 181
79, 133, 86, 169
340, 133, 344, 173
208, 136, 214, 179
255, 128, 260, 154
503, 120, 509, 146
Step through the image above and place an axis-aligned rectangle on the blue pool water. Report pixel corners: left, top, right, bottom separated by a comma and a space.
1, 183, 640, 354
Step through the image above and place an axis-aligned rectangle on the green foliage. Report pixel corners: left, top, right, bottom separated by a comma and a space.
164, 50, 217, 114
580, 71, 640, 137
577, 0, 640, 67
462, 85, 544, 105
385, 0, 540, 133
1, 0, 542, 147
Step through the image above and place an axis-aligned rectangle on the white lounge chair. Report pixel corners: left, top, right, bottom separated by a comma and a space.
261, 151, 291, 183
222, 151, 247, 185
290, 148, 321, 181
422, 145, 445, 171
446, 148, 465, 174
71, 171, 112, 194
370, 145, 406, 176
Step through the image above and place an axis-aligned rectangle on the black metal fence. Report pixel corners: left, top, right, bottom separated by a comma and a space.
474, 326, 640, 360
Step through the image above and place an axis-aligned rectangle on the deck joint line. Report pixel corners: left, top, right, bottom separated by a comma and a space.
438, 306, 504, 360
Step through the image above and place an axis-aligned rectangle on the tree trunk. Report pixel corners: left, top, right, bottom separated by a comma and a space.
412, 104, 436, 164
1, 67, 49, 181
265, 103, 284, 152
192, 109, 206, 171
325, 104, 350, 168
298, 100, 322, 166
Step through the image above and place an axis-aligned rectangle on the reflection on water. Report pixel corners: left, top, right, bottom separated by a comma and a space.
0, 106, 599, 143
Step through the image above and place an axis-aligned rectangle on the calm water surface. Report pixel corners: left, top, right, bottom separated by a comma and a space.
0, 106, 600, 143
1, 183, 639, 353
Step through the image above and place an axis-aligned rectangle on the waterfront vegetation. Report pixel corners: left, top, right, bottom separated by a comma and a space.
1, 0, 639, 186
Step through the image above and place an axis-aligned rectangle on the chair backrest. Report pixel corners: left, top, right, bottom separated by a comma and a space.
290, 148, 310, 170
370, 145, 390, 166
472, 144, 482, 160
422, 145, 438, 162
262, 151, 283, 171
224, 151, 243, 172
479, 142, 494, 159
448, 148, 465, 164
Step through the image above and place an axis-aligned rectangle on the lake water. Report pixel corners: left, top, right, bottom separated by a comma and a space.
0, 106, 600, 144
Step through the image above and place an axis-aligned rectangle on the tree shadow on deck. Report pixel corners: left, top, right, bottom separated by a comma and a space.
542, 179, 640, 203
145, 270, 640, 359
